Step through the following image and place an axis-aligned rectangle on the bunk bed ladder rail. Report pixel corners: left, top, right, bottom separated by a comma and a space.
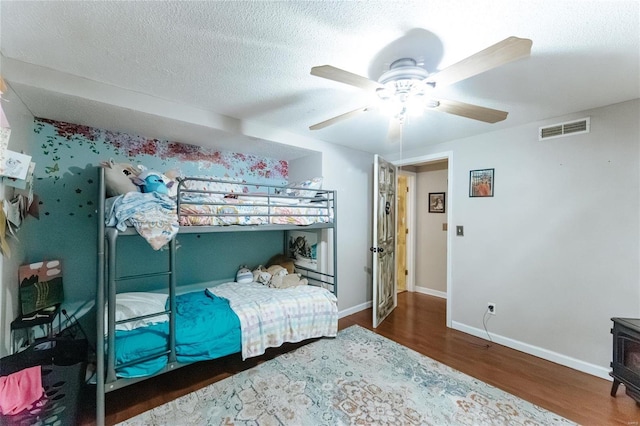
96, 168, 106, 426
96, 168, 178, 426
103, 232, 178, 379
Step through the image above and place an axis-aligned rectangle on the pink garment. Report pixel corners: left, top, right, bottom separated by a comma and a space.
0, 365, 44, 415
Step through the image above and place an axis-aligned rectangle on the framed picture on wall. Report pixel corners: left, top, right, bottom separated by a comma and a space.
469, 168, 494, 197
288, 230, 319, 270
428, 192, 446, 213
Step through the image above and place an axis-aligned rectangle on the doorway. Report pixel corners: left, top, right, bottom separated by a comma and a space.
394, 152, 453, 327
396, 174, 408, 293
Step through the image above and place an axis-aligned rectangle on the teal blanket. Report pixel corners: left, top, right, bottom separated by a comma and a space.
113, 290, 241, 378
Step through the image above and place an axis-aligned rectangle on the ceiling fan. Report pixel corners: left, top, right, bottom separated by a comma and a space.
309, 36, 532, 135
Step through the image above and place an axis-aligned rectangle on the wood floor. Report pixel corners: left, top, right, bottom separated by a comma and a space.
81, 292, 640, 425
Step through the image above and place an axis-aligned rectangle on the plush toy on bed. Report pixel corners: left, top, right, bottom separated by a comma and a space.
248, 259, 308, 288
266, 253, 295, 274
252, 265, 272, 285
137, 171, 169, 195
270, 265, 308, 289
100, 159, 140, 196
133, 168, 174, 196
236, 265, 254, 284
131, 165, 180, 196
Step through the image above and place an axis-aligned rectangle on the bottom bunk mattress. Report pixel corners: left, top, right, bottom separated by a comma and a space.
109, 282, 338, 378
206, 282, 339, 360
112, 290, 241, 378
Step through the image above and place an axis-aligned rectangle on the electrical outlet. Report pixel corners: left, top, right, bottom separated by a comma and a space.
487, 303, 496, 315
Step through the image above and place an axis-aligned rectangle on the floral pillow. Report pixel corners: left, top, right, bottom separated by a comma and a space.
181, 176, 246, 198
285, 177, 323, 199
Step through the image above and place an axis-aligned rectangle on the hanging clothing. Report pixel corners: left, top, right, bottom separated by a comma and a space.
0, 365, 44, 415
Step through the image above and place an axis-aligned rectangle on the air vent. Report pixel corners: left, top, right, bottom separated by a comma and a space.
539, 117, 590, 141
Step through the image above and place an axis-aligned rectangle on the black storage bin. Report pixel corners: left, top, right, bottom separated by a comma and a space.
0, 339, 87, 426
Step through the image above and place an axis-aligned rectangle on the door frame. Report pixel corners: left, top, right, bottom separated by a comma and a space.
393, 151, 453, 328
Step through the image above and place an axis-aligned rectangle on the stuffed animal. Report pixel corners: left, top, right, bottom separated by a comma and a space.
250, 263, 307, 288
265, 264, 308, 289
236, 265, 253, 284
277, 274, 308, 289
100, 159, 140, 196
133, 166, 179, 196
266, 254, 295, 274
252, 265, 271, 285
133, 170, 170, 195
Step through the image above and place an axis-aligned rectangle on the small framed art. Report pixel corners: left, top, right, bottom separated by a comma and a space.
428, 192, 446, 213
469, 168, 494, 197
288, 230, 319, 270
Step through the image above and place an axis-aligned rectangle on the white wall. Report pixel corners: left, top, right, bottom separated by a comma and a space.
415, 163, 448, 294
274, 141, 374, 315
320, 144, 374, 313
0, 83, 34, 356
394, 99, 640, 379
288, 152, 322, 182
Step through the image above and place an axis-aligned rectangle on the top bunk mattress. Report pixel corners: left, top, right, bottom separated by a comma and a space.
178, 196, 332, 226
101, 170, 336, 248
177, 175, 334, 227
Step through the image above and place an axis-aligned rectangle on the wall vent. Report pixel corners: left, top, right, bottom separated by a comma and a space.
539, 117, 590, 141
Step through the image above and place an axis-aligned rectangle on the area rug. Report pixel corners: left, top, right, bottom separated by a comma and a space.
119, 325, 574, 425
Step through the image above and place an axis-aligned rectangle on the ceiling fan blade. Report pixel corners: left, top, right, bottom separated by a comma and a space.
428, 36, 532, 87
387, 119, 403, 143
432, 99, 508, 123
309, 105, 372, 130
311, 65, 383, 91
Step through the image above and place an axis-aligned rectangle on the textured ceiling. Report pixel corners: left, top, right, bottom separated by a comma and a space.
1, 1, 638, 159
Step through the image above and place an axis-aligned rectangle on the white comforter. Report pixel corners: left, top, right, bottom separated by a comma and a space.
206, 282, 338, 359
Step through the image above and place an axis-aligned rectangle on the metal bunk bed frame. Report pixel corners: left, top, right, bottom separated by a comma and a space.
95, 168, 337, 425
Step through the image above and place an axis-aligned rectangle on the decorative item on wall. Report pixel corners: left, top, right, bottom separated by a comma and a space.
428, 192, 445, 213
0, 150, 32, 181
469, 168, 494, 197
288, 231, 318, 270
33, 118, 289, 182
18, 260, 64, 315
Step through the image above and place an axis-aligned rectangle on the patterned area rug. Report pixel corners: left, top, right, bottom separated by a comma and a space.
120, 325, 574, 425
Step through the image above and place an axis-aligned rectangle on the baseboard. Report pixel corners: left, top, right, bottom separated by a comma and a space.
339, 301, 372, 319
414, 287, 447, 299
451, 321, 611, 380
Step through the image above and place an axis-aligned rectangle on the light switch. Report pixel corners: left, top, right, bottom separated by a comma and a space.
456, 226, 464, 236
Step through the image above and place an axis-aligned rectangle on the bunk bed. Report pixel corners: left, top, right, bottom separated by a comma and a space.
95, 167, 338, 425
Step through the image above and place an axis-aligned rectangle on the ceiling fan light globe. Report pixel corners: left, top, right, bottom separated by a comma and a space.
379, 98, 404, 117
406, 95, 426, 116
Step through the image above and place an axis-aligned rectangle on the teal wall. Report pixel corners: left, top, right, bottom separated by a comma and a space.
22, 118, 288, 317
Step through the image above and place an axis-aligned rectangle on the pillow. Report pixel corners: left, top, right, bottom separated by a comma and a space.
104, 292, 168, 334
100, 159, 140, 197
285, 177, 323, 199
181, 176, 246, 198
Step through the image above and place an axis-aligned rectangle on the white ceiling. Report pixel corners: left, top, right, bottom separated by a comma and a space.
1, 1, 638, 160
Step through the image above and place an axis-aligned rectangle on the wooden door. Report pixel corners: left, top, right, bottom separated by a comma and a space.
372, 155, 397, 328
